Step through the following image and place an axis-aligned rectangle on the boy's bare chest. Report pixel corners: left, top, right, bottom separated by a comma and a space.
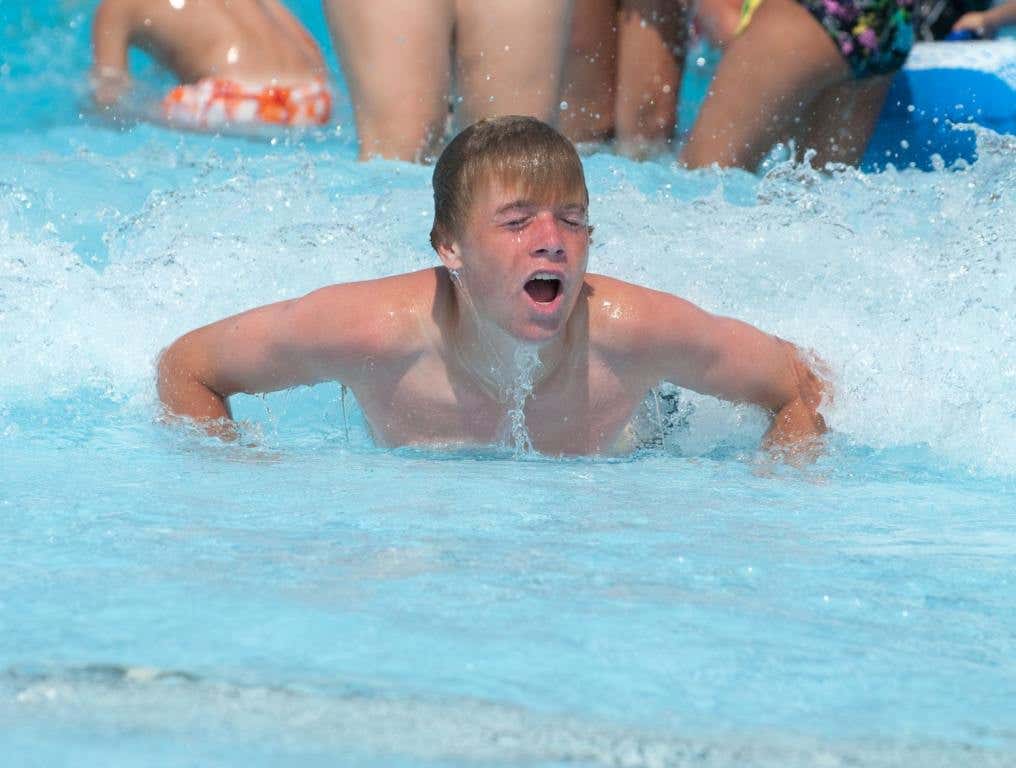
352, 354, 648, 456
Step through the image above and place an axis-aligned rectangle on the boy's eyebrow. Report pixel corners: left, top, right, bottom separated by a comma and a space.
493, 200, 588, 216
493, 199, 537, 215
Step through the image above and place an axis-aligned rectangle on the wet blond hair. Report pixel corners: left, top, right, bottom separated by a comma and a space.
430, 116, 589, 249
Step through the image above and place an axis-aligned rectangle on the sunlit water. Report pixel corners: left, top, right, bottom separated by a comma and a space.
2, 2, 1015, 766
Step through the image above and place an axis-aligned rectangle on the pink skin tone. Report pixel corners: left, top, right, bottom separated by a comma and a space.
323, 0, 573, 162
560, 0, 688, 157
435, 183, 591, 351
91, 0, 326, 106
158, 178, 827, 457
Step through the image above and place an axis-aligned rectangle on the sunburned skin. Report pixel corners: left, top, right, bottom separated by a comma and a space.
91, 0, 327, 105
157, 177, 828, 458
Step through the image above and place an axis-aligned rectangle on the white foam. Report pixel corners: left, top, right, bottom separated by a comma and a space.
905, 41, 1016, 89
4, 666, 1013, 767
1, 128, 1014, 474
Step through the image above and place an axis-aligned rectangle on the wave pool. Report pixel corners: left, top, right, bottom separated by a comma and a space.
1, 2, 1015, 766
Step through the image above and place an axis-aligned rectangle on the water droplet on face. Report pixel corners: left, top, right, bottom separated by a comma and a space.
559, 101, 568, 111
226, 46, 239, 64
169, 0, 186, 9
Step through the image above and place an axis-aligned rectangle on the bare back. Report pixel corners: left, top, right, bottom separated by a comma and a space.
93, 0, 326, 86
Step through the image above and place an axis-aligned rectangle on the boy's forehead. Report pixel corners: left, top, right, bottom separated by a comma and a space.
472, 174, 587, 212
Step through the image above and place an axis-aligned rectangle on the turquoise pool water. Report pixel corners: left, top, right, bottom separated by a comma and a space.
2, 2, 1015, 766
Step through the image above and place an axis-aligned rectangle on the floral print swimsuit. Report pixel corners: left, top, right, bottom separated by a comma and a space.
739, 0, 917, 78
803, 0, 916, 77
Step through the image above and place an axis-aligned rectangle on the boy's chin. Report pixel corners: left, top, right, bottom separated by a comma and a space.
511, 316, 567, 344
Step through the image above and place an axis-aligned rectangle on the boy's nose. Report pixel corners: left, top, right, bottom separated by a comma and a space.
530, 213, 565, 261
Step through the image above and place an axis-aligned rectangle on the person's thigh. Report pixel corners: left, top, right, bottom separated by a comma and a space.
454, 0, 573, 127
559, 0, 618, 143
614, 0, 688, 158
795, 75, 891, 167
680, 0, 849, 170
324, 0, 453, 161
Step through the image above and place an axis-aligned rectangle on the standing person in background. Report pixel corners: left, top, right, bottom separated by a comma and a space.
681, 0, 916, 170
950, 0, 1016, 36
323, 0, 573, 162
559, 0, 688, 158
91, 0, 332, 130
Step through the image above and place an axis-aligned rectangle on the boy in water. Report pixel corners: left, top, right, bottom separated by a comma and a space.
158, 117, 827, 457
91, 0, 331, 129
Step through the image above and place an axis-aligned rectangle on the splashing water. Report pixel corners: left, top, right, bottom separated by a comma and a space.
446, 273, 541, 455
3, 6, 1016, 767
502, 345, 542, 456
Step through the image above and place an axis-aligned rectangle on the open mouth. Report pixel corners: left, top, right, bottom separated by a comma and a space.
524, 273, 563, 304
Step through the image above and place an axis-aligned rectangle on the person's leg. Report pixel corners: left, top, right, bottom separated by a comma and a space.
614, 0, 688, 158
793, 75, 891, 167
559, 0, 618, 144
323, 0, 453, 161
680, 0, 850, 170
694, 0, 744, 48
454, 0, 573, 128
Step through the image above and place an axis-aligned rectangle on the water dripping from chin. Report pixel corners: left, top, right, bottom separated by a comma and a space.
502, 345, 541, 457
450, 270, 540, 456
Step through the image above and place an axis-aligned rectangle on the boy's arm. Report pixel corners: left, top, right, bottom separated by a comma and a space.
91, 0, 133, 105
157, 283, 382, 429
622, 285, 828, 452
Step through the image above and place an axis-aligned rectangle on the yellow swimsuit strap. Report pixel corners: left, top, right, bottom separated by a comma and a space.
736, 0, 766, 35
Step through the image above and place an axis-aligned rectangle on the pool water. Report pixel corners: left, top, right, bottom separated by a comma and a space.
2, 2, 1015, 766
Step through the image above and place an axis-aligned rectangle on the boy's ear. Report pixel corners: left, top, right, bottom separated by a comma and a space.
433, 231, 464, 272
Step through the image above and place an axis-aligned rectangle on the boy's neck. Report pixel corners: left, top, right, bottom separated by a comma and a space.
449, 291, 569, 402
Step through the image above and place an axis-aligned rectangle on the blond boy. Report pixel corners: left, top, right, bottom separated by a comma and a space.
158, 117, 827, 456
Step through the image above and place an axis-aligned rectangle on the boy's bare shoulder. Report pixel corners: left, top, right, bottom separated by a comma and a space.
289, 268, 443, 357
584, 273, 706, 353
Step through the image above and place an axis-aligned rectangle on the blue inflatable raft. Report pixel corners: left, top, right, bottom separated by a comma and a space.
865, 40, 1016, 169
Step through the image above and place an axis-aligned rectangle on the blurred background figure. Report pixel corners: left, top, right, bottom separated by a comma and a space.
948, 0, 1016, 37
91, 0, 331, 129
323, 0, 572, 162
915, 0, 991, 39
681, 0, 919, 170
559, 0, 689, 158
